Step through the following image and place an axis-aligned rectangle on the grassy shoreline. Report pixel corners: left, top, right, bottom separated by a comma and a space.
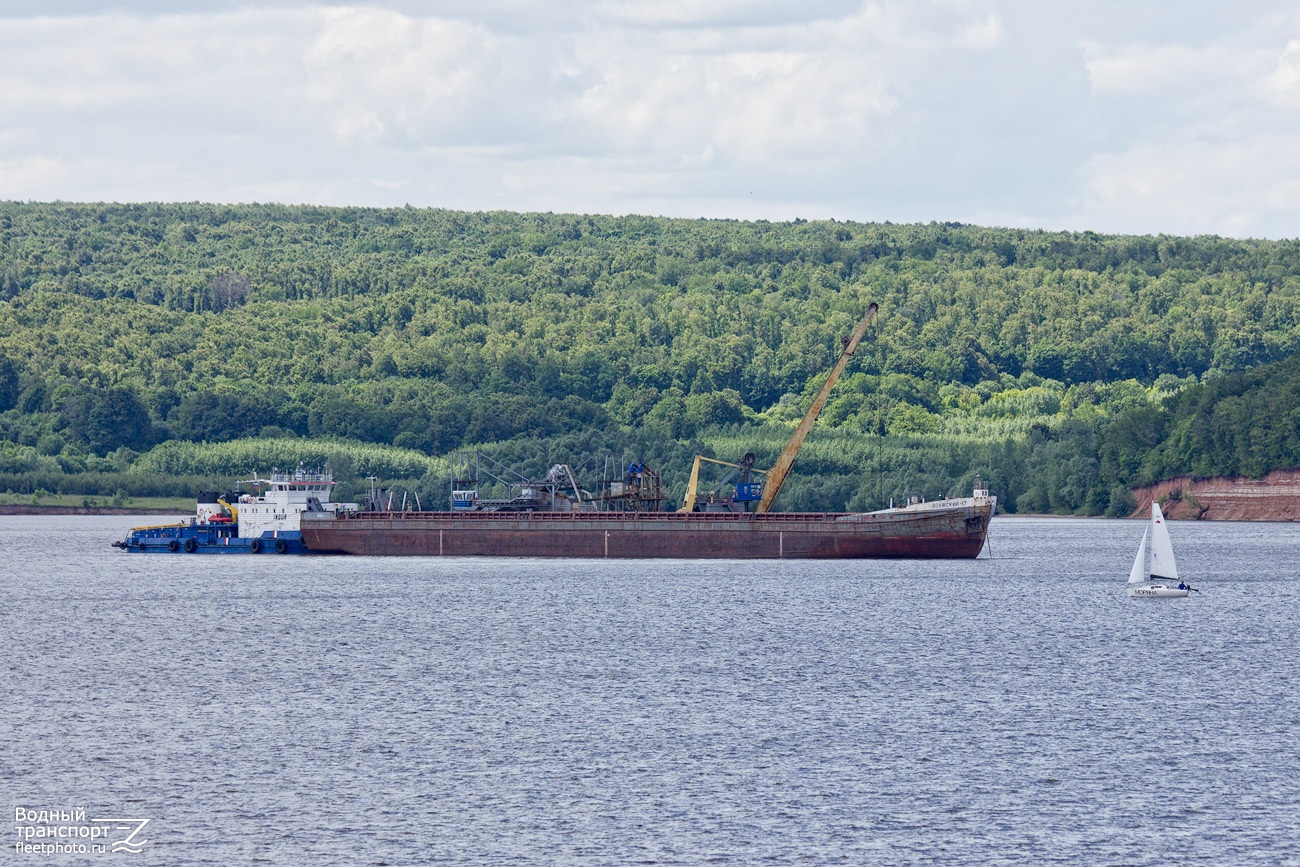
0, 492, 192, 514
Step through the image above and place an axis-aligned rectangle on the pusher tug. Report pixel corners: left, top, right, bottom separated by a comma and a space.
112, 467, 353, 554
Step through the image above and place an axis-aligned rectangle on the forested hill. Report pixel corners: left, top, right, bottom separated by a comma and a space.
2, 201, 1299, 514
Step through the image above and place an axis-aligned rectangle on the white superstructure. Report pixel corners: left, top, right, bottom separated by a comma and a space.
235, 468, 353, 538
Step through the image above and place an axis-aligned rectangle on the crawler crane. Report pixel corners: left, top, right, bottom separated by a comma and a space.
680, 303, 879, 513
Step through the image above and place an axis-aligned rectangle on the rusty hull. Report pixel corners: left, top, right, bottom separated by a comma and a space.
300, 499, 993, 559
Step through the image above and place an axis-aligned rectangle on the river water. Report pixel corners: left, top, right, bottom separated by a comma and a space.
3, 515, 1298, 865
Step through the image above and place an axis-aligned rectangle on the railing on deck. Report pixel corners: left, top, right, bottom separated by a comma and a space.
332, 510, 885, 524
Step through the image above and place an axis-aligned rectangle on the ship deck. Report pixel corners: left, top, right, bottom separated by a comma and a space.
301, 499, 994, 559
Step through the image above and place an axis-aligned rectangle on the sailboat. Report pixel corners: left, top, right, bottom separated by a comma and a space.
1127, 502, 1194, 598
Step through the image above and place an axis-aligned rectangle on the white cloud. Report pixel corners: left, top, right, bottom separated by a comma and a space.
593, 0, 858, 28
1, 2, 1300, 236
0, 152, 198, 202
0, 155, 70, 194
0, 11, 310, 111
1075, 136, 1300, 237
304, 9, 499, 144
1263, 38, 1300, 105
295, 0, 999, 165
1082, 41, 1224, 96
570, 44, 896, 162
1067, 11, 1300, 236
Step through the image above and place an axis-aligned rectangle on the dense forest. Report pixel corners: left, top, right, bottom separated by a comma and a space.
2, 201, 1299, 513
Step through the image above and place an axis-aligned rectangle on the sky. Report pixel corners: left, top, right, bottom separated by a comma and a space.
3, 1, 1300, 239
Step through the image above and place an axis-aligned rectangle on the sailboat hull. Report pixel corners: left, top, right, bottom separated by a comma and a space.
1127, 583, 1190, 599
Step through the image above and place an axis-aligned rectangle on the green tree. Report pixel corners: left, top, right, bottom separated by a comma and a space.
0, 355, 20, 412
60, 387, 156, 454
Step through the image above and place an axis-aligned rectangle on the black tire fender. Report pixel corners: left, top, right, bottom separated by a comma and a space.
183, 537, 197, 553
167, 539, 180, 553
274, 538, 289, 555
249, 538, 262, 554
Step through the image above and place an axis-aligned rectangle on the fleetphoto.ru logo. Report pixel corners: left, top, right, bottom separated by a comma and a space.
13, 808, 151, 856
91, 819, 150, 854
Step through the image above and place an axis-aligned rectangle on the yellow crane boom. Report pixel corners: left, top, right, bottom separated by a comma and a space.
217, 497, 239, 522
756, 303, 879, 513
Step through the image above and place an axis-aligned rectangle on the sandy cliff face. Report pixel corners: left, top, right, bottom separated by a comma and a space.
1130, 469, 1300, 521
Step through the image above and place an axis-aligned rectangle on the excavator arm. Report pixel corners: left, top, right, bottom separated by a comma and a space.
756, 303, 879, 513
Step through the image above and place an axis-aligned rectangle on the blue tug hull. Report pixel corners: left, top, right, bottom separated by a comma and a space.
115, 523, 310, 554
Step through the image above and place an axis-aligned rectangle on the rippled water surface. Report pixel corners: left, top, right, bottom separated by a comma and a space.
4, 515, 1299, 865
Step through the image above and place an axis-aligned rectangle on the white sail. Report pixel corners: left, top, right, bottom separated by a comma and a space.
1128, 527, 1149, 584
1148, 502, 1179, 582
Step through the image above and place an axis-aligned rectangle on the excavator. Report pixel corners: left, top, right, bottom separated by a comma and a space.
679, 303, 879, 513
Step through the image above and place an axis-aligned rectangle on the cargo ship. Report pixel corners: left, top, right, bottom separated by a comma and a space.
112, 468, 353, 554
299, 304, 998, 559
299, 480, 995, 559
